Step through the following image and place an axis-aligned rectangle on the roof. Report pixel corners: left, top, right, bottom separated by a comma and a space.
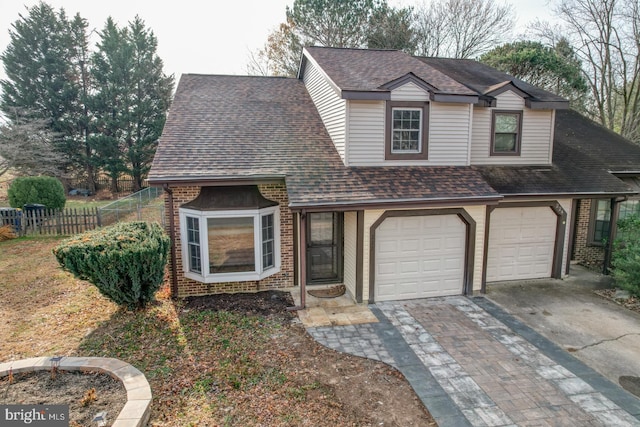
418, 57, 569, 109
301, 47, 478, 101
150, 50, 640, 208
477, 109, 640, 196
148, 74, 345, 183
149, 73, 500, 208
554, 109, 640, 174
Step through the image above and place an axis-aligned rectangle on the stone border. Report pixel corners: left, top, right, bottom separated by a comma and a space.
0, 356, 151, 427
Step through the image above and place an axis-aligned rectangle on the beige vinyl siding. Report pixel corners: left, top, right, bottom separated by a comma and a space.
470, 90, 553, 165
347, 100, 471, 166
343, 212, 357, 299
390, 81, 430, 101
362, 206, 485, 302
347, 101, 386, 164
429, 103, 472, 165
302, 59, 347, 163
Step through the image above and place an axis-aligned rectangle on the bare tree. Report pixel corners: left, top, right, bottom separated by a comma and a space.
536, 0, 640, 142
247, 20, 303, 77
414, 0, 515, 59
0, 110, 63, 178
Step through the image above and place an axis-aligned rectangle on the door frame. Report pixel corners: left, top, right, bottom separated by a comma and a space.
306, 212, 344, 284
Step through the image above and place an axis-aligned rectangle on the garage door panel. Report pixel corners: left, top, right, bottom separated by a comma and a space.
487, 207, 556, 282
375, 214, 466, 301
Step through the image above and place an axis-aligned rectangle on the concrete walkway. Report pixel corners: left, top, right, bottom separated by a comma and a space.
307, 296, 640, 427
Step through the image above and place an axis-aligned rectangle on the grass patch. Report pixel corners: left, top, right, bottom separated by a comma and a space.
0, 235, 434, 426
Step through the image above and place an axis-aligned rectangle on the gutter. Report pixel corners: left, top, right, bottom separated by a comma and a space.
162, 184, 179, 299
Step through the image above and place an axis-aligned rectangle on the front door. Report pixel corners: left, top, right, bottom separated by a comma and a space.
307, 212, 343, 283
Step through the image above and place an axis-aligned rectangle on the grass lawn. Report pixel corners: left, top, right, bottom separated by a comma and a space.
0, 235, 434, 426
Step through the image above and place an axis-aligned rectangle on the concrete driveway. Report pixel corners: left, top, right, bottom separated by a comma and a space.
486, 265, 640, 397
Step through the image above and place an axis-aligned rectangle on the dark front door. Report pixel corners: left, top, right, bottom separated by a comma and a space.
307, 212, 343, 283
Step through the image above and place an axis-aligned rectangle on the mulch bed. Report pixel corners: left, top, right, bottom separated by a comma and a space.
1, 369, 126, 427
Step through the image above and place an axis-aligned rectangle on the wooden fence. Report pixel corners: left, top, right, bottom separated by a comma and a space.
0, 207, 101, 236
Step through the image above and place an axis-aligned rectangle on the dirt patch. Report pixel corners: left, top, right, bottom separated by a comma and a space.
181, 291, 436, 426
1, 369, 126, 426
183, 289, 296, 322
594, 288, 640, 314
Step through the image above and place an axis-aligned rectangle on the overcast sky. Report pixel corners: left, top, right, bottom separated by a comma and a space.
0, 0, 556, 83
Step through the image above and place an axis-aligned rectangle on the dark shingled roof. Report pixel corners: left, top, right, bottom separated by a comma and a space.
477, 109, 640, 196
150, 58, 640, 207
418, 57, 568, 106
149, 73, 499, 208
553, 109, 640, 173
303, 46, 476, 96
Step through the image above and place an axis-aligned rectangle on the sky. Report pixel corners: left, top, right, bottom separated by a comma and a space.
0, 0, 556, 83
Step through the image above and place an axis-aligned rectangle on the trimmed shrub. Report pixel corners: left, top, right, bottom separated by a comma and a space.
8, 176, 66, 209
611, 215, 640, 297
53, 221, 170, 309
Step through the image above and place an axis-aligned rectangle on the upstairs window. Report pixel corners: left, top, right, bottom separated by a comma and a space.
491, 111, 522, 156
385, 102, 429, 160
392, 108, 422, 153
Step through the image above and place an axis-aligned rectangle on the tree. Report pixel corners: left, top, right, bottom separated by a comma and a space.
367, 5, 416, 52
92, 17, 174, 192
480, 39, 588, 109
247, 19, 303, 77
414, 0, 515, 58
286, 0, 384, 48
537, 0, 640, 142
0, 3, 97, 190
248, 0, 387, 77
0, 109, 62, 177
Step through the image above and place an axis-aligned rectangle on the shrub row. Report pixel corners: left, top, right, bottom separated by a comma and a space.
612, 215, 640, 297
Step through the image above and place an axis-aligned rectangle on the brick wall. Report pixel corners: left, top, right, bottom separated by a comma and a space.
572, 198, 605, 267
163, 183, 295, 297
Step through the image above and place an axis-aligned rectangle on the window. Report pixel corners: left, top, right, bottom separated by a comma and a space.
590, 199, 610, 245
392, 108, 422, 153
385, 102, 428, 160
261, 214, 275, 270
186, 216, 201, 274
491, 111, 522, 155
619, 199, 640, 220
180, 207, 280, 283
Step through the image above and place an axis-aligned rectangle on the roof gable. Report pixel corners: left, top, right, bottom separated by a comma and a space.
301, 46, 478, 103
418, 57, 569, 110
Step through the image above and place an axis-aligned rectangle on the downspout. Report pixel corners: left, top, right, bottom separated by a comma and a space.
603, 196, 627, 275
163, 184, 179, 298
288, 210, 307, 311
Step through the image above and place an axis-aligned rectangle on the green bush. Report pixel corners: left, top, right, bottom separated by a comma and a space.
53, 222, 170, 309
8, 176, 66, 209
611, 214, 640, 297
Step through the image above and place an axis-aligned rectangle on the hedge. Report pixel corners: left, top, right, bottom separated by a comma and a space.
8, 176, 66, 209
53, 221, 170, 309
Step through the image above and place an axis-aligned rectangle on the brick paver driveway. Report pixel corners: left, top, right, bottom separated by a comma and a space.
308, 296, 640, 427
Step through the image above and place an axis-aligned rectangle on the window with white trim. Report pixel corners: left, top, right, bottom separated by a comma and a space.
180, 206, 280, 283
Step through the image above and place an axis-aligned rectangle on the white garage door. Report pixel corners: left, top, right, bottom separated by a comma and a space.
375, 214, 466, 301
487, 207, 556, 282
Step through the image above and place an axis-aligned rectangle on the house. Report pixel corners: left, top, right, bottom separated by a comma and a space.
148, 46, 640, 305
